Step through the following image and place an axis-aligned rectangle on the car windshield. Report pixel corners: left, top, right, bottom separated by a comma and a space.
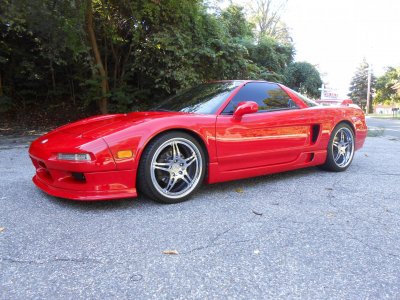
151, 81, 242, 114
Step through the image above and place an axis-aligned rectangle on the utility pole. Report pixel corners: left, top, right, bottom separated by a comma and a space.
366, 64, 372, 115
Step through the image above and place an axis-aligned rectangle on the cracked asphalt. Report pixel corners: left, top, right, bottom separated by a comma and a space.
1, 135, 400, 299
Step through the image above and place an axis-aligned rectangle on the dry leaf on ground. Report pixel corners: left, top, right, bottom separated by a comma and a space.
235, 188, 244, 193
327, 212, 336, 218
0, 227, 5, 233
162, 250, 179, 255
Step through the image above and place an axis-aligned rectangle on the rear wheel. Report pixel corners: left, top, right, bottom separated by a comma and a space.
320, 123, 355, 172
137, 132, 206, 204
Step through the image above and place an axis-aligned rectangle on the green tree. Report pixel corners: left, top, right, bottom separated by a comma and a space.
220, 4, 254, 40
283, 61, 322, 98
374, 66, 400, 105
0, 0, 87, 112
249, 0, 291, 43
348, 59, 376, 112
0, 0, 310, 127
242, 36, 294, 81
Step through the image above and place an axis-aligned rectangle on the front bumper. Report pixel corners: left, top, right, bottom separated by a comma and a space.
32, 171, 137, 201
31, 158, 137, 200
29, 132, 138, 201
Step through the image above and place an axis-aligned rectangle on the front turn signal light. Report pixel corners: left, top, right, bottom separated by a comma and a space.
117, 150, 133, 159
57, 153, 91, 161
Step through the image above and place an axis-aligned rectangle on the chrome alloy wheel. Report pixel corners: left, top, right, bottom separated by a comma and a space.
150, 138, 203, 199
332, 127, 354, 168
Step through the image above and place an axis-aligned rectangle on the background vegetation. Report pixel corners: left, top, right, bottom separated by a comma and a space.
348, 59, 376, 113
349, 59, 400, 113
0, 0, 323, 129
374, 67, 400, 106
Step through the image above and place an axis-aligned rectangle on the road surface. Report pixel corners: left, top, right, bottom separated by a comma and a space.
1, 136, 400, 299
367, 116, 400, 138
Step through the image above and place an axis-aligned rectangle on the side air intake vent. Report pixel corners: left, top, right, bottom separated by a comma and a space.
311, 125, 320, 144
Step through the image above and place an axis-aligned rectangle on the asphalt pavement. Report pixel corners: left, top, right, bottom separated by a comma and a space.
367, 116, 400, 138
1, 135, 400, 299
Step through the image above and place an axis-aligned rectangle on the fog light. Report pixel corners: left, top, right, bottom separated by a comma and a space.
117, 150, 133, 159
57, 153, 91, 161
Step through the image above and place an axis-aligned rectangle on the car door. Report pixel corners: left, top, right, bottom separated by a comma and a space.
216, 82, 311, 172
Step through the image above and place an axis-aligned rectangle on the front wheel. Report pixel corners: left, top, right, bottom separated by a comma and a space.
320, 123, 355, 172
137, 132, 206, 204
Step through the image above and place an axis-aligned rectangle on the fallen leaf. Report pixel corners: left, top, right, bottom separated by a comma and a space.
252, 210, 263, 216
235, 188, 244, 193
364, 153, 368, 157
327, 212, 336, 218
129, 274, 143, 282
0, 227, 5, 233
162, 250, 179, 255
325, 187, 333, 191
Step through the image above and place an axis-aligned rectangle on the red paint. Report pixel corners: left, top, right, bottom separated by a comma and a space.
233, 101, 259, 119
29, 81, 367, 201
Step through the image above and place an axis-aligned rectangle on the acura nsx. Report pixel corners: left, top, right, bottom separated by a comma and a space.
29, 80, 367, 203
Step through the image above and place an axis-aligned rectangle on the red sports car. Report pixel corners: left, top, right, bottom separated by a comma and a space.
29, 81, 367, 203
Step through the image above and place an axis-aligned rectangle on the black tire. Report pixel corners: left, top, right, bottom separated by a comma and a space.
320, 123, 355, 172
137, 131, 206, 204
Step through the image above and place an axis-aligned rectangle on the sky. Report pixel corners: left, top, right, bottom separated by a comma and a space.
284, 0, 400, 97
218, 0, 400, 98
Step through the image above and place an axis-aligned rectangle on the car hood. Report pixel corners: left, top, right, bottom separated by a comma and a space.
53, 111, 188, 139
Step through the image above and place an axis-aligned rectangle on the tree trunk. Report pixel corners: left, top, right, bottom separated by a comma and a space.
86, 0, 108, 114
49, 58, 56, 100
110, 43, 119, 89
120, 43, 133, 85
0, 72, 3, 97
70, 79, 76, 106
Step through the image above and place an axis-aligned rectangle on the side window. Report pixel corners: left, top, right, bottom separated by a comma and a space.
222, 82, 298, 114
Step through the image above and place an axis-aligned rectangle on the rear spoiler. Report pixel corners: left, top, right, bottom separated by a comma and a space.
340, 99, 353, 106
341, 99, 361, 109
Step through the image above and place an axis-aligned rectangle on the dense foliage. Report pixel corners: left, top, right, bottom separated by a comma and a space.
0, 0, 322, 126
283, 62, 322, 98
348, 59, 376, 112
374, 67, 400, 105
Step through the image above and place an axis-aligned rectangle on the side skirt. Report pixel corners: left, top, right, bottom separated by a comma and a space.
206, 150, 327, 184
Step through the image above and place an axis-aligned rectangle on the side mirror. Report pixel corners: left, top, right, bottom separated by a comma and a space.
233, 101, 258, 119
